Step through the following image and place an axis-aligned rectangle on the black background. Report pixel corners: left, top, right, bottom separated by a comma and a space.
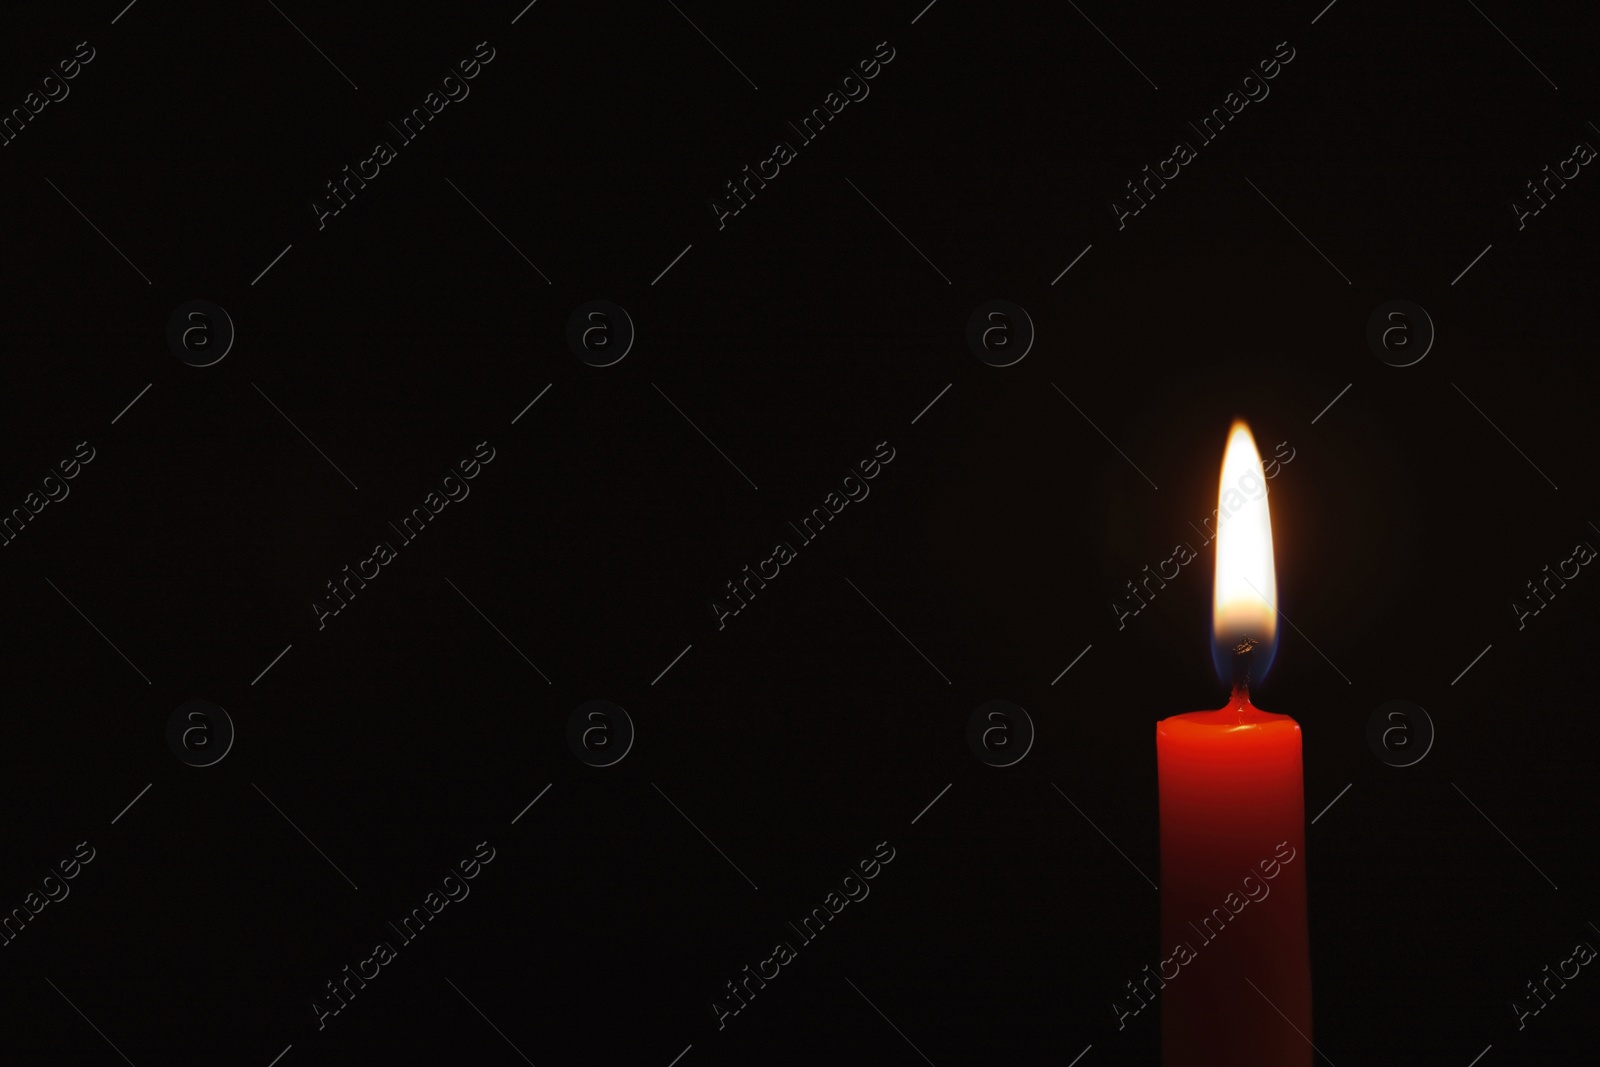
1, 1, 1597, 1064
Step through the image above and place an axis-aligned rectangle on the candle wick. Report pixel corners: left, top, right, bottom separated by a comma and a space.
1230, 637, 1257, 707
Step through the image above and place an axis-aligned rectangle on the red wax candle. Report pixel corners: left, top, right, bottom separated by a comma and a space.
1157, 692, 1310, 1066
1155, 419, 1311, 1066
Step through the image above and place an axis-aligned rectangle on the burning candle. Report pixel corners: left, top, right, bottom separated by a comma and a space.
1155, 420, 1312, 1067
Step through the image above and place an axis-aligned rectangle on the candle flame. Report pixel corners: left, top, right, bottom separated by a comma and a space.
1211, 420, 1278, 684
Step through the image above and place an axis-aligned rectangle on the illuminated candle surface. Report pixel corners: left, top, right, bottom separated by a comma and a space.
1156, 421, 1311, 1067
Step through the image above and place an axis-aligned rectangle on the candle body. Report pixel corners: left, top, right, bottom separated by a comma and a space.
1156, 696, 1310, 1067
